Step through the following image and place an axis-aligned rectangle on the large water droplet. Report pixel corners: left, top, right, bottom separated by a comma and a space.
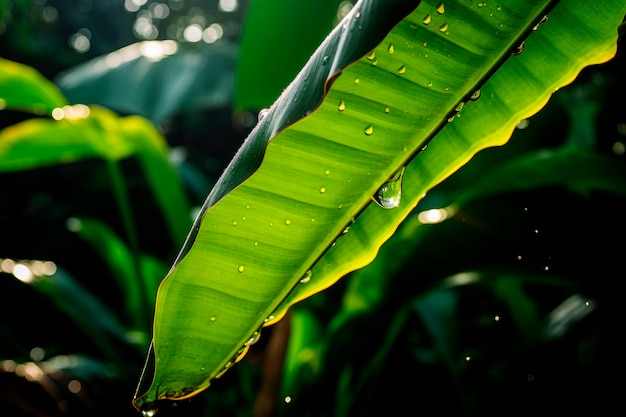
141, 408, 158, 417
397, 65, 406, 74
338, 100, 346, 111
439, 22, 449, 33
238, 265, 245, 273
388, 43, 395, 54
423, 14, 431, 24
373, 166, 406, 209
470, 89, 481, 101
436, 2, 445, 14
364, 124, 374, 136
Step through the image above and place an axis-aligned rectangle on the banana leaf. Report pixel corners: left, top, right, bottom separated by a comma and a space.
133, 0, 625, 412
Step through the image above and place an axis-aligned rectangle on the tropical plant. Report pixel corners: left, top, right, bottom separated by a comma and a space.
0, 0, 624, 416
129, 0, 626, 414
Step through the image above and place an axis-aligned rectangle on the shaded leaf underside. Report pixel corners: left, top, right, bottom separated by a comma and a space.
134, 0, 624, 410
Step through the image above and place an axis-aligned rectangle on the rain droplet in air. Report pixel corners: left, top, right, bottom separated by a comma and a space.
436, 2, 445, 14
373, 166, 406, 209
423, 14, 431, 24
338, 100, 346, 111
364, 124, 374, 136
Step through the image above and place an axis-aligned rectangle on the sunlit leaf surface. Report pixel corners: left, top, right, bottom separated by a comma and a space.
133, 0, 625, 411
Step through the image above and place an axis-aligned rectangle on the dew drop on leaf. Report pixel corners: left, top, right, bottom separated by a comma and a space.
366, 51, 376, 60
238, 265, 245, 273
397, 65, 406, 74
247, 330, 261, 346
338, 100, 346, 111
364, 124, 374, 135
470, 89, 481, 101
388, 43, 395, 54
300, 270, 312, 284
439, 22, 449, 32
373, 166, 406, 209
423, 14, 431, 24
512, 41, 525, 55
437, 2, 445, 14
258, 108, 269, 122
320, 186, 326, 194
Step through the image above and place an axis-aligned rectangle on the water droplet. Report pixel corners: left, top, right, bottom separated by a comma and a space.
210, 316, 217, 322
373, 166, 405, 209
366, 51, 376, 60
387, 43, 395, 54
422, 14, 431, 24
319, 186, 326, 194
141, 408, 158, 417
242, 216, 246, 221
364, 124, 374, 136
427, 81, 433, 88
439, 22, 448, 32
300, 270, 312, 284
258, 108, 269, 122
232, 220, 237, 226
355, 10, 361, 19
397, 65, 406, 74
254, 241, 258, 246
338, 100, 346, 111
247, 330, 261, 346
421, 144, 429, 151
354, 78, 360, 84
324, 169, 330, 175
384, 107, 390, 114
322, 55, 329, 64
533, 15, 548, 30
285, 219, 291, 225
470, 89, 481, 101
455, 101, 465, 112
238, 265, 245, 273
512, 41, 525, 55
269, 222, 273, 227
246, 204, 251, 209
436, 2, 445, 14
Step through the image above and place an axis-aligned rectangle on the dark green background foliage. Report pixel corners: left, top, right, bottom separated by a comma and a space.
1, 1, 625, 416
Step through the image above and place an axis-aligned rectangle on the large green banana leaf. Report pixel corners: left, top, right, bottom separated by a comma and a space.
133, 0, 625, 412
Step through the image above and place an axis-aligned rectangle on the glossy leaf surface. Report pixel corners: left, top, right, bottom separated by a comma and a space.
133, 0, 625, 411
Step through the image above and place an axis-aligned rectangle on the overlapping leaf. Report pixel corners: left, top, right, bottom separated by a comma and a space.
133, 0, 625, 411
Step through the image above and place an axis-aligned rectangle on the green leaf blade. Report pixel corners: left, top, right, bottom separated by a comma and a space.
133, 0, 625, 410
